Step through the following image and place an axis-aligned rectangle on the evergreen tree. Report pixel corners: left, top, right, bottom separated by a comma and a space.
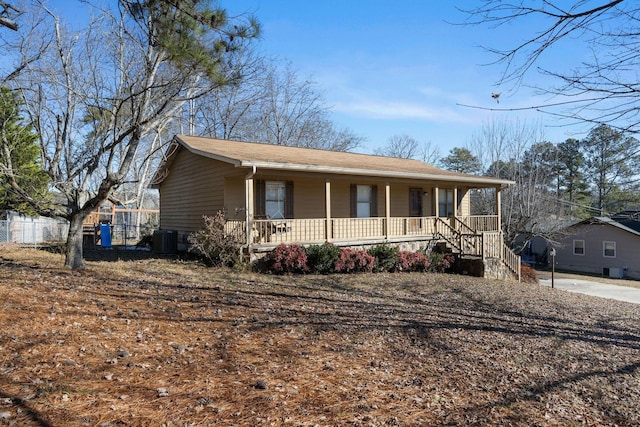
0, 87, 49, 214
556, 138, 591, 218
581, 125, 640, 214
439, 147, 482, 174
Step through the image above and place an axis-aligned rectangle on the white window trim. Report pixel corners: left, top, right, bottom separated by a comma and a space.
265, 180, 286, 219
573, 239, 585, 256
603, 241, 616, 258
356, 184, 373, 218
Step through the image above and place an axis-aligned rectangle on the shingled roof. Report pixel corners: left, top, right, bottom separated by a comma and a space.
151, 135, 513, 187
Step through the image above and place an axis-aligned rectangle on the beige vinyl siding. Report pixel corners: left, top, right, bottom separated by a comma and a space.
555, 223, 640, 279
224, 176, 245, 220
251, 178, 445, 219
389, 184, 410, 217
159, 150, 241, 232
292, 177, 325, 219
458, 189, 470, 216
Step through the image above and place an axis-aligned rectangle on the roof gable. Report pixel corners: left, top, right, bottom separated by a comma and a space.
569, 216, 640, 238
151, 135, 513, 187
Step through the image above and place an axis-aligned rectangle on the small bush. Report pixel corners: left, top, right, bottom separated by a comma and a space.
427, 252, 456, 273
188, 212, 243, 267
264, 244, 308, 274
136, 233, 153, 249
305, 243, 340, 274
367, 244, 399, 273
396, 250, 431, 272
520, 264, 539, 284
334, 248, 375, 273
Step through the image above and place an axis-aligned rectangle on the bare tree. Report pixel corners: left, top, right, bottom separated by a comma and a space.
375, 134, 440, 162
419, 141, 441, 165
374, 134, 420, 159
460, 1, 640, 134
469, 118, 566, 246
6, 1, 258, 269
0, 1, 18, 31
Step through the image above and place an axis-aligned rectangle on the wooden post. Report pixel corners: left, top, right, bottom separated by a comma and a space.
385, 182, 391, 239
245, 175, 254, 248
495, 187, 502, 231
452, 187, 458, 225
434, 186, 439, 217
325, 179, 332, 241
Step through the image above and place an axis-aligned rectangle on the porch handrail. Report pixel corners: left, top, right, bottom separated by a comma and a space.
459, 215, 499, 232
501, 240, 521, 281
482, 231, 521, 281
435, 217, 461, 252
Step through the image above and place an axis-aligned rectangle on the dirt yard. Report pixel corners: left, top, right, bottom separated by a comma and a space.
1, 245, 640, 426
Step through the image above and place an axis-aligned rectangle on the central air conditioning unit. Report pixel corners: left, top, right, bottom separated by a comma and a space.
608, 267, 624, 279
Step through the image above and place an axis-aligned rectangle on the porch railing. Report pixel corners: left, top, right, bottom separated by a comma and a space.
227, 215, 520, 280
246, 215, 501, 246
482, 231, 521, 281
459, 215, 499, 232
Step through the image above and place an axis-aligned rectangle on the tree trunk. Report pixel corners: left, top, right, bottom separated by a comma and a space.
64, 214, 86, 269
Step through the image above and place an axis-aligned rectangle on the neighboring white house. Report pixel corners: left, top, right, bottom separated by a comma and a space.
554, 214, 640, 280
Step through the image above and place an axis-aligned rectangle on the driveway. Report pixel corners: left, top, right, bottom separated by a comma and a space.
537, 273, 640, 304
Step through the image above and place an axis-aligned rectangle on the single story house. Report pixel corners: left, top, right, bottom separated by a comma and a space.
150, 135, 520, 279
553, 215, 640, 280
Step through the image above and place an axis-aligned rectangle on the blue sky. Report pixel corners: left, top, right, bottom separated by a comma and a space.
233, 0, 592, 155
48, 0, 591, 156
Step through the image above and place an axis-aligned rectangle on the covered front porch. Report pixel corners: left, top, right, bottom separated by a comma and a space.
223, 174, 520, 280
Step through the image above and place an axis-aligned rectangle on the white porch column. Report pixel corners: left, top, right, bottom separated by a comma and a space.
245, 174, 254, 247
325, 179, 332, 241
385, 182, 391, 239
495, 186, 502, 231
434, 186, 439, 217
452, 187, 458, 218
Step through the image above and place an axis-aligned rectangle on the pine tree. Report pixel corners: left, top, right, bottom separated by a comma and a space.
0, 87, 49, 215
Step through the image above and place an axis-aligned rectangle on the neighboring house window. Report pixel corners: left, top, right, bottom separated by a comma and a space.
350, 184, 378, 218
573, 240, 585, 255
438, 189, 454, 217
255, 180, 293, 219
603, 241, 616, 258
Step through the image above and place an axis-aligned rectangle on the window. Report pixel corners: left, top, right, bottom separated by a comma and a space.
603, 241, 616, 258
350, 184, 378, 218
438, 189, 454, 217
357, 185, 372, 218
573, 240, 585, 256
265, 181, 286, 219
255, 180, 293, 219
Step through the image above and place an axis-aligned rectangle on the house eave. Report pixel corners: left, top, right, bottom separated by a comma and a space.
239, 161, 513, 187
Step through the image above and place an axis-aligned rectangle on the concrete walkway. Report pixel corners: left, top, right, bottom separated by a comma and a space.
538, 274, 640, 304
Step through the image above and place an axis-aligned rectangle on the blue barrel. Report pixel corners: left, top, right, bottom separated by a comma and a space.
100, 223, 112, 248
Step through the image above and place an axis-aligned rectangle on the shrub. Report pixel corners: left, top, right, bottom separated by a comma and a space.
520, 264, 539, 284
264, 244, 308, 274
334, 248, 375, 273
427, 252, 456, 273
396, 250, 430, 272
188, 212, 243, 267
305, 243, 341, 274
367, 244, 399, 272
136, 233, 153, 249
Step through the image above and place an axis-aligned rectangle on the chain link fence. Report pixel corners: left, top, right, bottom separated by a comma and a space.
0, 218, 69, 246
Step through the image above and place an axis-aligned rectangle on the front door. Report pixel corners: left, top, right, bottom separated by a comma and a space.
409, 188, 423, 217
409, 188, 423, 232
